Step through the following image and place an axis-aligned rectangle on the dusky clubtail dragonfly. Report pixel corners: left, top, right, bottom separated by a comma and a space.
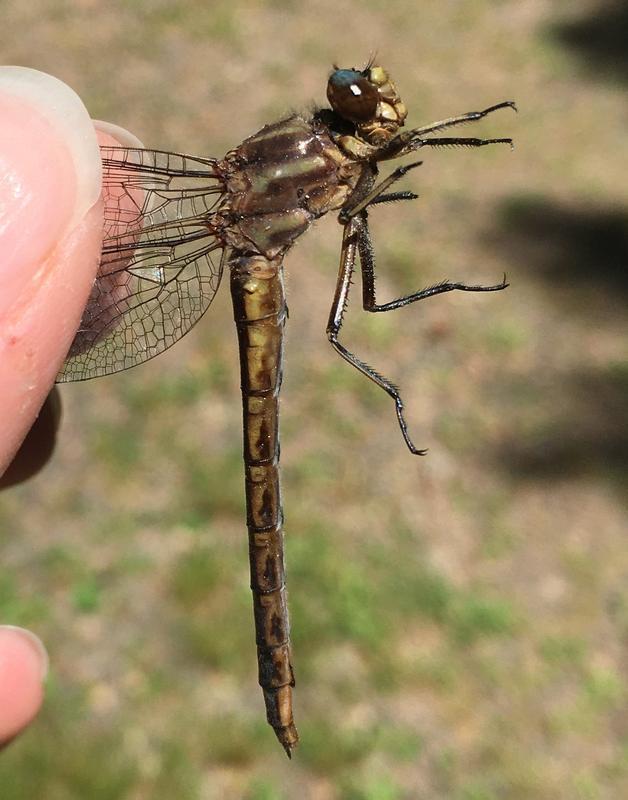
56, 62, 515, 757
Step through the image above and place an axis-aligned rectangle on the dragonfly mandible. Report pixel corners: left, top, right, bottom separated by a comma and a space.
56, 62, 516, 757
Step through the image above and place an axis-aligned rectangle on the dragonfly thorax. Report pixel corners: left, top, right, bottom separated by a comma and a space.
221, 114, 361, 259
326, 64, 407, 152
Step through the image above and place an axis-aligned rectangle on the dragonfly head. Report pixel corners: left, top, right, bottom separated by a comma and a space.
327, 64, 407, 146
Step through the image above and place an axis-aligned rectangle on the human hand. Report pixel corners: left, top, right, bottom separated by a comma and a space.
0, 626, 48, 747
0, 67, 140, 741
0, 67, 143, 483
0, 67, 103, 481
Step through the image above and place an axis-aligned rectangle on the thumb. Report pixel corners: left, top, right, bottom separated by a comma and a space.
0, 67, 103, 474
0, 626, 49, 747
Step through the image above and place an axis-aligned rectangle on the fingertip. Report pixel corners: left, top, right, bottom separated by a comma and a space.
0, 69, 148, 477
0, 626, 48, 745
0, 68, 104, 473
0, 67, 101, 224
0, 196, 103, 475
0, 67, 103, 321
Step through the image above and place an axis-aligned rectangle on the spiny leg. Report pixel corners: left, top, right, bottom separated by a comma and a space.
369, 190, 419, 206
339, 160, 424, 224
336, 140, 507, 223
385, 101, 517, 157
335, 208, 506, 454
402, 136, 513, 159
326, 218, 427, 456
354, 212, 508, 314
407, 101, 517, 139
340, 155, 508, 310
329, 122, 510, 453
339, 133, 513, 222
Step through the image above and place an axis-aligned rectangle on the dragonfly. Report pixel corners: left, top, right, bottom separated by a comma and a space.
56, 62, 515, 757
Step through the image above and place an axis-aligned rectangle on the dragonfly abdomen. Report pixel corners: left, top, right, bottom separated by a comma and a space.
229, 253, 298, 757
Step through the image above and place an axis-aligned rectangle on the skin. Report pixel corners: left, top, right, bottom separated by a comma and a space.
0, 67, 140, 745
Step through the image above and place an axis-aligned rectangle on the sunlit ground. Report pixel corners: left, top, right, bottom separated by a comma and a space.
1, 1, 627, 798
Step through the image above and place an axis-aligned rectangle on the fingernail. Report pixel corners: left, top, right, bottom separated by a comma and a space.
0, 66, 102, 230
94, 119, 144, 148
0, 67, 103, 319
0, 625, 49, 680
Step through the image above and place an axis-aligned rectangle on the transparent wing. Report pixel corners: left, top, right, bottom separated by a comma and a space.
57, 147, 228, 383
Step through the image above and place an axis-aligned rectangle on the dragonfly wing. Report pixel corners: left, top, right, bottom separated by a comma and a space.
57, 147, 227, 383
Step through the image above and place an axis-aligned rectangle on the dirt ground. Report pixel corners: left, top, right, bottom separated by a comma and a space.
1, 1, 627, 798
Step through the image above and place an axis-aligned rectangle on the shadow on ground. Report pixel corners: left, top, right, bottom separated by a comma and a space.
550, 0, 628, 84
485, 196, 628, 300
496, 364, 628, 491
484, 197, 628, 494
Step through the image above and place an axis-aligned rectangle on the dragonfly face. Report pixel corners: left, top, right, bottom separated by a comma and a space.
57, 63, 515, 757
327, 64, 408, 146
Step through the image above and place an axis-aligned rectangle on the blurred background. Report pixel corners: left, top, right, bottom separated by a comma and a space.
1, 1, 627, 797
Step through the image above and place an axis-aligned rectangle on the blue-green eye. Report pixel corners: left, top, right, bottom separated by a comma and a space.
327, 68, 379, 123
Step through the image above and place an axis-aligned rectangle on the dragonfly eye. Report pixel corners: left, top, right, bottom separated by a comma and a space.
327, 68, 379, 123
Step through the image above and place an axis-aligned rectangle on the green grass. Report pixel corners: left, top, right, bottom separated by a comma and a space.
202, 715, 272, 766
297, 719, 421, 775
3, 1, 628, 796
448, 595, 517, 645
71, 575, 103, 613
170, 542, 252, 671
340, 775, 405, 800
483, 321, 528, 354
90, 421, 143, 473
244, 781, 285, 800
173, 445, 245, 527
540, 634, 587, 668
583, 666, 625, 712
0, 701, 138, 800
288, 522, 519, 695
458, 786, 498, 800
0, 574, 49, 627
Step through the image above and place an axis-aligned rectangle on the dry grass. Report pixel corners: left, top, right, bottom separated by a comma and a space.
1, 1, 627, 798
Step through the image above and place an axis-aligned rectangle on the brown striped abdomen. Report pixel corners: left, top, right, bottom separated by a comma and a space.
229, 253, 298, 757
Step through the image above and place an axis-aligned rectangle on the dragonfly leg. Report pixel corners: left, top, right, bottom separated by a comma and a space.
404, 101, 517, 139
341, 118, 514, 223
368, 190, 419, 206
382, 101, 516, 158
353, 212, 508, 314
406, 135, 513, 153
327, 218, 427, 456
339, 161, 424, 224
